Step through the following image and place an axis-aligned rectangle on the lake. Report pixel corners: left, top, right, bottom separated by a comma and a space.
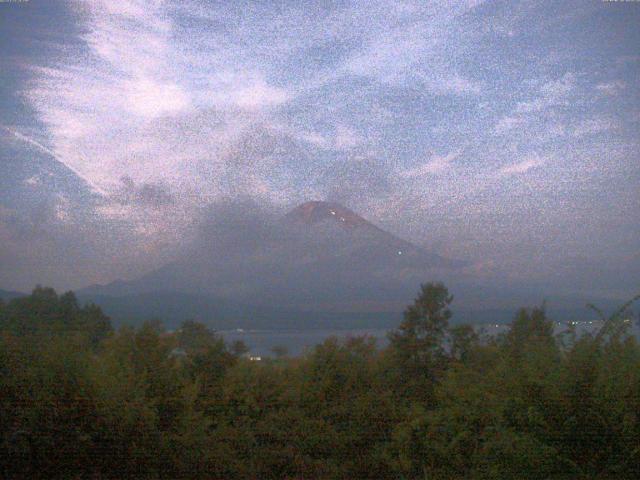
218, 319, 639, 357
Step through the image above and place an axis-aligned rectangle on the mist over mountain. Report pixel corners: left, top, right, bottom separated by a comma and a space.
81, 199, 465, 308
76, 199, 622, 328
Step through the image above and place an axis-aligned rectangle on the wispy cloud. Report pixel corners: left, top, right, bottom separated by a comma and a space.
400, 151, 461, 178
498, 156, 546, 176
595, 80, 626, 96
572, 116, 618, 137
494, 115, 526, 135
25, 0, 296, 207
1, 125, 102, 193
516, 72, 577, 113
334, 125, 361, 150
2, 125, 58, 158
23, 0, 490, 210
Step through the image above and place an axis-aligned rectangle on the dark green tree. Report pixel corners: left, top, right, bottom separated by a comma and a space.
449, 323, 479, 363
271, 344, 288, 359
504, 305, 556, 359
178, 319, 217, 354
388, 282, 453, 400
230, 339, 250, 357
0, 287, 112, 346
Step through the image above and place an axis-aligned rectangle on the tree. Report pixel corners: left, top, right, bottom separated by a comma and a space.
449, 324, 479, 363
177, 319, 220, 354
230, 339, 249, 357
0, 287, 112, 347
271, 344, 288, 359
505, 306, 555, 359
387, 282, 453, 400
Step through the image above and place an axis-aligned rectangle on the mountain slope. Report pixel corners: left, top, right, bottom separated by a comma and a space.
80, 200, 466, 311
285, 201, 464, 269
285, 201, 372, 228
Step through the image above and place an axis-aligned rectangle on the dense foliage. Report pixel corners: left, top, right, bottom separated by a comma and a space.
0, 284, 638, 479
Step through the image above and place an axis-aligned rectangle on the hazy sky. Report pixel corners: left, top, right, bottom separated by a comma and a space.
1, 0, 639, 297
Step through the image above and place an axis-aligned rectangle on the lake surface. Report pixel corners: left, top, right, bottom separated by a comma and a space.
218, 328, 390, 357
219, 320, 639, 357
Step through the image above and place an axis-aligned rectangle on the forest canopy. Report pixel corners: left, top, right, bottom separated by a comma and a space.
0, 283, 639, 479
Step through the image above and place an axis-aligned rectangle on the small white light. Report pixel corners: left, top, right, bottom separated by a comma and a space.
398, 250, 402, 255
330, 211, 336, 215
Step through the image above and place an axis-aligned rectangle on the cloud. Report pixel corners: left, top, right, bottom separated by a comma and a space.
202, 77, 291, 111
419, 73, 483, 96
334, 125, 360, 150
298, 131, 331, 149
2, 126, 57, 157
493, 73, 579, 137
0, 195, 75, 242
572, 116, 618, 137
494, 115, 526, 135
23, 174, 44, 187
442, 74, 483, 95
6, 0, 639, 298
338, 1, 485, 95
123, 78, 190, 118
112, 176, 175, 209
498, 156, 546, 176
1, 125, 98, 191
595, 80, 626, 96
516, 72, 577, 113
293, 125, 362, 152
312, 150, 395, 208
233, 81, 291, 110
400, 151, 461, 177
24, 0, 294, 203
22, 0, 488, 215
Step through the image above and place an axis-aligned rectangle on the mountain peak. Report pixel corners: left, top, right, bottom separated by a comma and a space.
286, 201, 370, 228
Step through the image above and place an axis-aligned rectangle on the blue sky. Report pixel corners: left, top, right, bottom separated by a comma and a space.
0, 0, 639, 296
